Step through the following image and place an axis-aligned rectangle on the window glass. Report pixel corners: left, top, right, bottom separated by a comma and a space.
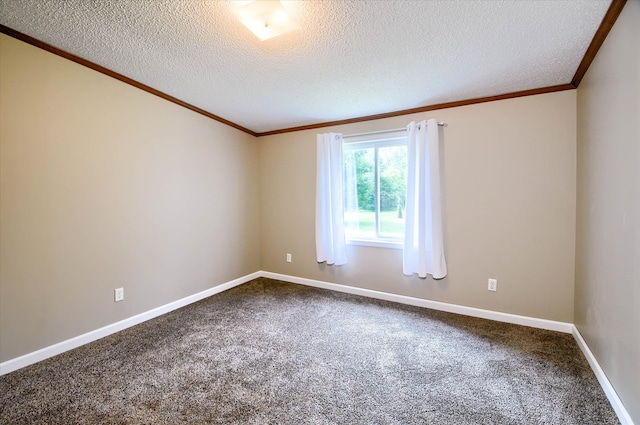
379, 145, 407, 238
343, 135, 407, 246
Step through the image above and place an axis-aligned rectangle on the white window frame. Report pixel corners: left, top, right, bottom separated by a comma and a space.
343, 130, 408, 249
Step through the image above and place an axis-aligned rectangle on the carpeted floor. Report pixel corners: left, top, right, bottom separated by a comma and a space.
0, 278, 619, 424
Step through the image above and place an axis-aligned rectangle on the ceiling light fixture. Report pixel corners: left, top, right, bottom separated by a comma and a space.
232, 0, 300, 41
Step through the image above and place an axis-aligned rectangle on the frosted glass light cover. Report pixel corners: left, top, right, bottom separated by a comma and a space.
232, 0, 300, 41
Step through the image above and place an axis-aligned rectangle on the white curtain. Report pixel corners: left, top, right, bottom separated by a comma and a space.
316, 133, 347, 265
403, 119, 447, 279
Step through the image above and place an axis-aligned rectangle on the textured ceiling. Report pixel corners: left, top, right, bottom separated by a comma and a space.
0, 0, 612, 133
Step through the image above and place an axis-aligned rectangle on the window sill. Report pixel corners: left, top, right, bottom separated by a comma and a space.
346, 239, 403, 249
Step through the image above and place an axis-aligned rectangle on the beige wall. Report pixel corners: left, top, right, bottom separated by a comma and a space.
0, 19, 587, 375
260, 90, 577, 322
0, 34, 260, 362
575, 0, 640, 422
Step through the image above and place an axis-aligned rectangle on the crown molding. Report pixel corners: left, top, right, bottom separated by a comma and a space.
571, 0, 627, 88
1, 0, 627, 138
255, 84, 575, 136
0, 24, 258, 137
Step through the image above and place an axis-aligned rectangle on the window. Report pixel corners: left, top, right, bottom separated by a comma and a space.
343, 131, 408, 248
317, 120, 445, 274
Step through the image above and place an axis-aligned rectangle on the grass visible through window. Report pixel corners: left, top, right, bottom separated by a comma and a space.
346, 210, 404, 237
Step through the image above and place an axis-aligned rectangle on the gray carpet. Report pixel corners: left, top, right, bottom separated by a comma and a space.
0, 278, 619, 424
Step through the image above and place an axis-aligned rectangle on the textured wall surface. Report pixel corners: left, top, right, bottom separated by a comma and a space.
575, 0, 640, 422
259, 90, 577, 323
0, 0, 610, 132
0, 34, 260, 362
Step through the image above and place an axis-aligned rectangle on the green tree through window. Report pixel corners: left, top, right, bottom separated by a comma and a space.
344, 135, 407, 243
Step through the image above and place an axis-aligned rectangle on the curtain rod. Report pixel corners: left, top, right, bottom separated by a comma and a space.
343, 122, 447, 139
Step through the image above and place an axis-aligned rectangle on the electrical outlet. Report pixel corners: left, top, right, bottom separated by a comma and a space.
115, 287, 124, 302
286, 253, 292, 263
488, 279, 497, 292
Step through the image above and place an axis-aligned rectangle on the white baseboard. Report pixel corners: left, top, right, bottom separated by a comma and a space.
0, 271, 260, 376
572, 326, 635, 425
1, 270, 633, 425
261, 271, 574, 333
